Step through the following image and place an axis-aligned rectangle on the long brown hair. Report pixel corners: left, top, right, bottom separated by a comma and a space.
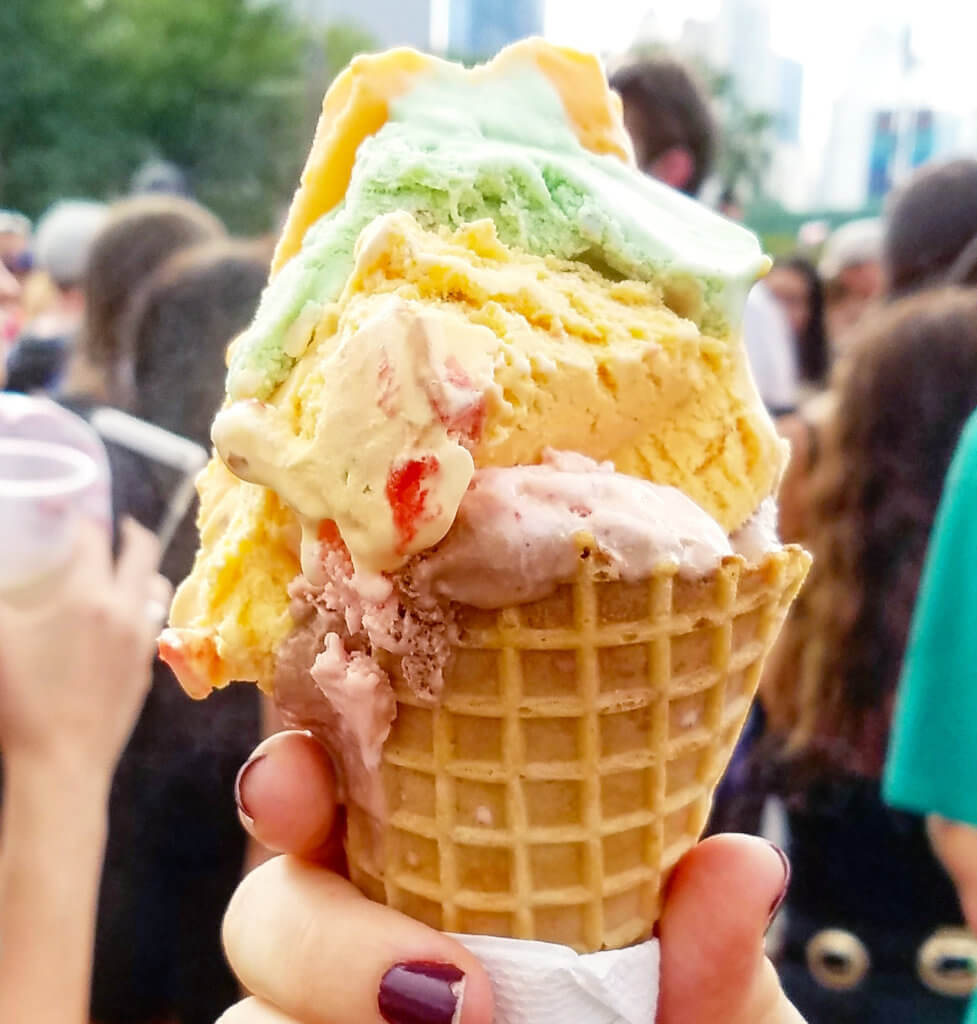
70, 195, 225, 403
765, 287, 977, 776
884, 159, 977, 297
121, 239, 269, 447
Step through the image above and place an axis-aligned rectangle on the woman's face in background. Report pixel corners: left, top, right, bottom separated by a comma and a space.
767, 264, 811, 339
825, 260, 884, 357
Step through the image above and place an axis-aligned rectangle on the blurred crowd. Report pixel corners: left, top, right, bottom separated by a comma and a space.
2, 46, 977, 1024
1, 171, 271, 1024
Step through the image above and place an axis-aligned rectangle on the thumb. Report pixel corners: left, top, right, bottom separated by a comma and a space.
658, 833, 803, 1024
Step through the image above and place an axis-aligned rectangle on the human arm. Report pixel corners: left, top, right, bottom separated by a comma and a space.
0, 520, 169, 1024
928, 817, 977, 932
219, 730, 804, 1024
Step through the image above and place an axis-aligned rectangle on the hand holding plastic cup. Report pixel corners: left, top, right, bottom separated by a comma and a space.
0, 394, 111, 603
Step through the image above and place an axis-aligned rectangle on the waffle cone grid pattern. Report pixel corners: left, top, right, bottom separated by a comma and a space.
347, 545, 810, 952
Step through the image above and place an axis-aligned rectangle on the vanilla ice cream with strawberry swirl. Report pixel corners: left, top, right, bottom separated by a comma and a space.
212, 294, 498, 580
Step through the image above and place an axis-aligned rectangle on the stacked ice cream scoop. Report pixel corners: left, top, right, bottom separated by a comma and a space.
160, 39, 809, 953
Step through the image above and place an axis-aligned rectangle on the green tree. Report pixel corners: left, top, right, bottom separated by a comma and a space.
699, 68, 774, 200
0, 0, 311, 233
321, 20, 378, 82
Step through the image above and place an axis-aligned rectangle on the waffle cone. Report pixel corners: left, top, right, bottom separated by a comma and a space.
345, 545, 810, 953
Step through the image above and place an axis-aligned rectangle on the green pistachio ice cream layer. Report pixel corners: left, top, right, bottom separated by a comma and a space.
227, 61, 769, 401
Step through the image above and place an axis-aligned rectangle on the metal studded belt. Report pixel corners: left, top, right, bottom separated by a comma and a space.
783, 918, 977, 997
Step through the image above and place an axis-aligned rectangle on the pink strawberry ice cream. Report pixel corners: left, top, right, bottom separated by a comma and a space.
266, 450, 769, 819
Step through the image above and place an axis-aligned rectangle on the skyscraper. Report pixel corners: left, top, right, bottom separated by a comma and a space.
447, 0, 543, 59
812, 22, 969, 208
776, 58, 803, 144
677, 1, 808, 206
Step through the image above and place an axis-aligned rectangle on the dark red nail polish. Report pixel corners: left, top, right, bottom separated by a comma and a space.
234, 754, 266, 823
379, 962, 466, 1024
766, 841, 791, 931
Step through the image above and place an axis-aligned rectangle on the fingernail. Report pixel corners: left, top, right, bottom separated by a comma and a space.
379, 962, 466, 1024
765, 841, 791, 931
234, 754, 266, 824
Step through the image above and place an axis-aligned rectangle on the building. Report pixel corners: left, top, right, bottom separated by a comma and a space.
282, 0, 431, 51
447, 0, 543, 59
816, 23, 974, 209
718, 0, 777, 114
776, 58, 803, 144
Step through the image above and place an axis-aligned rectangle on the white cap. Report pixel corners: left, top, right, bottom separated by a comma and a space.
818, 218, 883, 281
32, 200, 109, 288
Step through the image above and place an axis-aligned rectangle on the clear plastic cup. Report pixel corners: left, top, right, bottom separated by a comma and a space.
0, 438, 103, 603
0, 393, 111, 509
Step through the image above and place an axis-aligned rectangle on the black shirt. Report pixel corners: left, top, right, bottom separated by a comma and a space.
63, 397, 260, 1024
4, 331, 70, 394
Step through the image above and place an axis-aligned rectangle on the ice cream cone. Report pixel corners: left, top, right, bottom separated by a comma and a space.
345, 544, 811, 953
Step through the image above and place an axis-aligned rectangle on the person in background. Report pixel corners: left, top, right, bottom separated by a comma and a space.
4, 200, 108, 395
0, 211, 32, 284
130, 158, 192, 198
611, 54, 798, 415
765, 255, 832, 543
62, 193, 225, 408
884, 158, 977, 298
719, 185, 745, 221
609, 57, 716, 195
0, 210, 32, 347
87, 239, 268, 1024
0, 520, 169, 1024
884, 407, 977, 1024
0, 241, 22, 386
767, 256, 830, 396
120, 237, 271, 577
45, 196, 222, 537
742, 278, 799, 416
779, 162, 977, 547
759, 288, 977, 1022
818, 218, 883, 356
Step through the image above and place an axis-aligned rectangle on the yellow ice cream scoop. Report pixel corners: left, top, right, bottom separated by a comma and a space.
214, 212, 785, 576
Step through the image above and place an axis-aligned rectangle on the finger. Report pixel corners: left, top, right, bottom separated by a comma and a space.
142, 573, 174, 640
223, 856, 494, 1024
658, 834, 803, 1024
148, 572, 173, 609
114, 518, 162, 597
70, 518, 113, 587
0, 520, 111, 624
235, 731, 341, 860
218, 997, 298, 1024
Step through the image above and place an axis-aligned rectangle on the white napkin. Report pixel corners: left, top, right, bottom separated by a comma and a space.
452, 934, 659, 1024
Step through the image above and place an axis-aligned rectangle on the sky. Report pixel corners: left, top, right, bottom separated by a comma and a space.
544, 0, 977, 190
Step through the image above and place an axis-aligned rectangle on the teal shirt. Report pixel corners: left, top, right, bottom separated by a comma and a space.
884, 410, 977, 1023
